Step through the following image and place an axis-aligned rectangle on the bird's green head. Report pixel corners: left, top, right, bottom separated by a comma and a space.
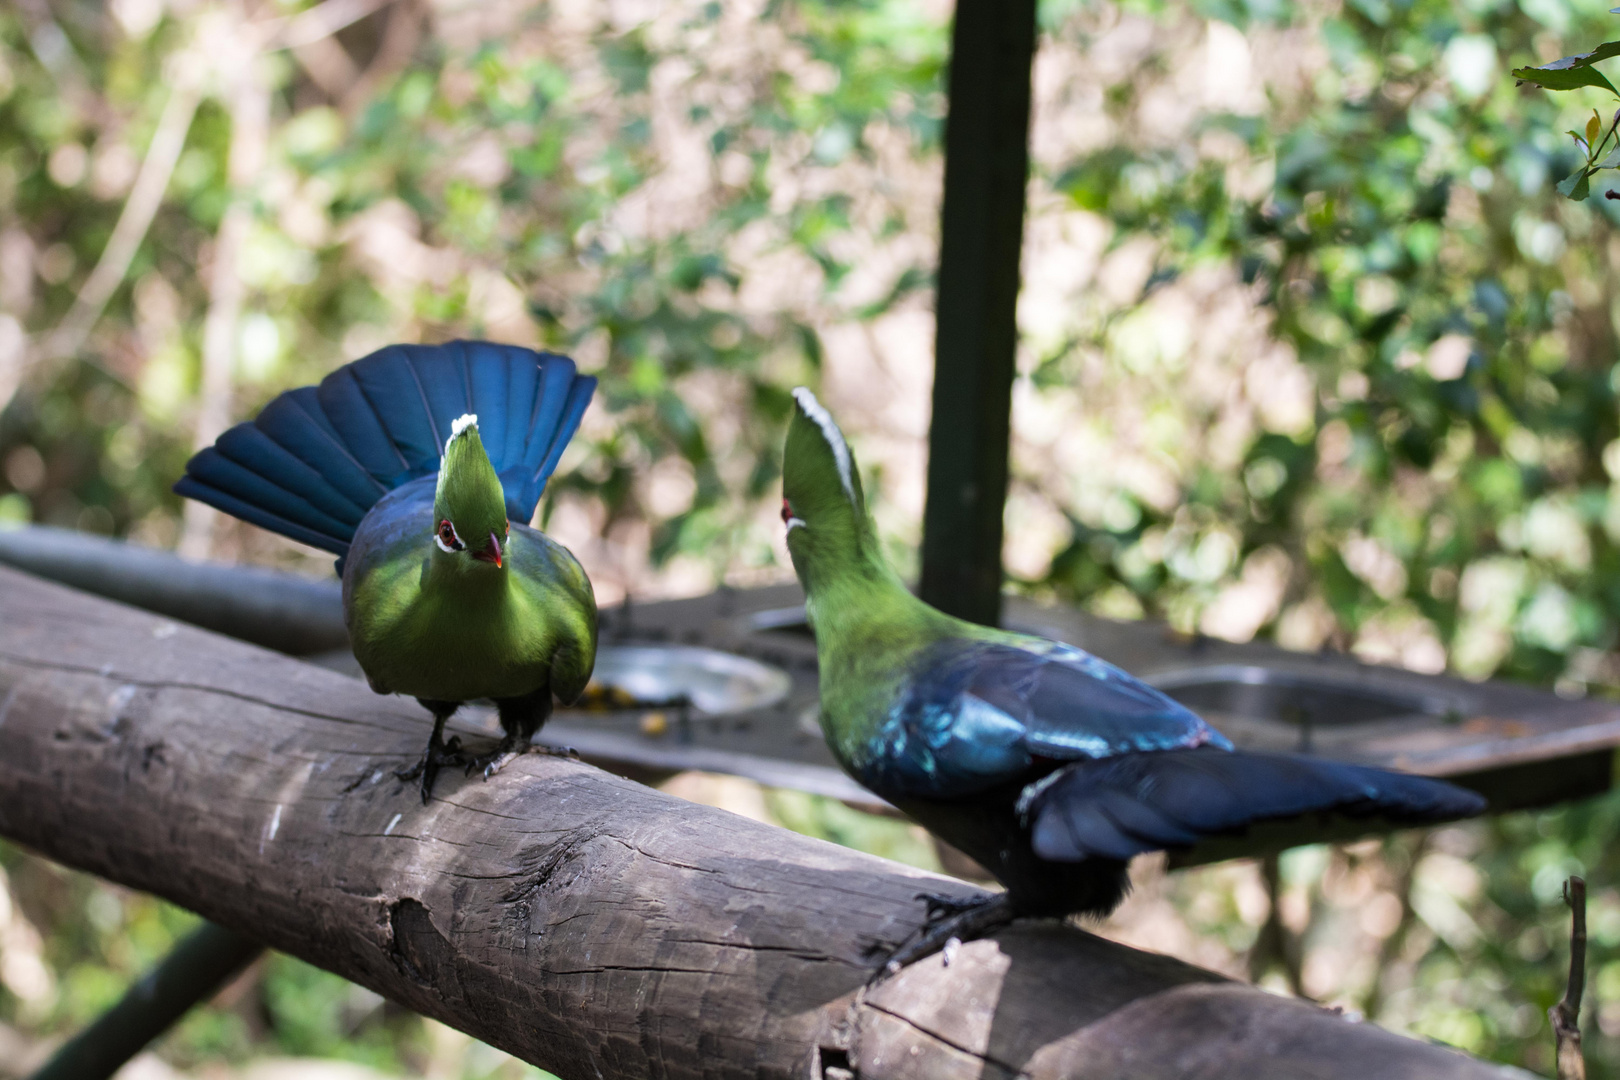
781, 388, 882, 589
433, 414, 508, 571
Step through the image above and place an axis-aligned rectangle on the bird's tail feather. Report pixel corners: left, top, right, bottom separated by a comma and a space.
1026, 747, 1486, 863
174, 341, 595, 556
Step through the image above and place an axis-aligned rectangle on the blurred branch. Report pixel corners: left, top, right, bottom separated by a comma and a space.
1360, 833, 1431, 1022
179, 17, 271, 559
291, 33, 361, 100
24, 62, 203, 382
6, 0, 397, 417
1249, 851, 1305, 996
1550, 876, 1587, 1080
26, 922, 261, 1080
341, 0, 420, 117
10, 0, 98, 120
270, 0, 394, 50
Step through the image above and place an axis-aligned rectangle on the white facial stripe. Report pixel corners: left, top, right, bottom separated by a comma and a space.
790, 387, 855, 504
785, 516, 807, 533
434, 531, 458, 554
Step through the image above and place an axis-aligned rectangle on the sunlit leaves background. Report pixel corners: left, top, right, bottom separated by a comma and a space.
3, 0, 1620, 1074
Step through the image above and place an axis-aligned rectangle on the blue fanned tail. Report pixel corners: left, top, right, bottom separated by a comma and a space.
1025, 747, 1486, 862
174, 340, 596, 558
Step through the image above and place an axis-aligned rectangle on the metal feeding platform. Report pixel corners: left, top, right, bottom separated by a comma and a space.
2, 525, 1617, 827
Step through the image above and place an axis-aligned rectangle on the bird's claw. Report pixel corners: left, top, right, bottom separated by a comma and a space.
866, 893, 1016, 984
464, 747, 516, 779
396, 735, 470, 803
916, 890, 985, 925
462, 740, 576, 781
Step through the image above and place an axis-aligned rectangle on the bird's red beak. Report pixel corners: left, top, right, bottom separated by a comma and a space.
473, 531, 503, 568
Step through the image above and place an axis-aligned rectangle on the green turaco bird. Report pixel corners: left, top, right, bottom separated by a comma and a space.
175, 341, 598, 802
780, 388, 1486, 967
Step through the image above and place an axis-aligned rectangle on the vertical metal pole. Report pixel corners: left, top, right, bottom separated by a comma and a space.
918, 0, 1038, 627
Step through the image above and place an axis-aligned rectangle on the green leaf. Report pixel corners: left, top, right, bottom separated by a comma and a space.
1597, 144, 1620, 169
1557, 167, 1593, 200
1514, 64, 1620, 94
1512, 42, 1620, 94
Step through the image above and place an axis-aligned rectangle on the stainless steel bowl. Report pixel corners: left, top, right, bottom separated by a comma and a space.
1145, 664, 1459, 726
587, 644, 793, 716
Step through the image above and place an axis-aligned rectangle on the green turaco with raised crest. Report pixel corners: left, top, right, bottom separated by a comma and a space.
780, 387, 1486, 970
177, 341, 598, 801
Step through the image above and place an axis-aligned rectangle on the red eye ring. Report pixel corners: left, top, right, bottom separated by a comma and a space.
438, 519, 462, 550
781, 499, 792, 524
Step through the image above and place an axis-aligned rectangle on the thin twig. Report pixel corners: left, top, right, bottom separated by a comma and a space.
27, 65, 203, 372
8, 0, 397, 415
1550, 876, 1587, 1080
178, 15, 271, 559
1248, 851, 1305, 996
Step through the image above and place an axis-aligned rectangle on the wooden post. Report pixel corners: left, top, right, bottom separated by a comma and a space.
919, 0, 1038, 628
0, 567, 1533, 1079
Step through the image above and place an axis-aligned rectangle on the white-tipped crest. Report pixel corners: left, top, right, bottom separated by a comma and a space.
438, 413, 481, 489
791, 387, 855, 504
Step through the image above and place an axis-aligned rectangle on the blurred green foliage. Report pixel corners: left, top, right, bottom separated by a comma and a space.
3, 0, 1620, 1076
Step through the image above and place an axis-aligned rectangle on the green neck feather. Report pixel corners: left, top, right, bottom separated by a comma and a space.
782, 390, 942, 645
431, 417, 509, 577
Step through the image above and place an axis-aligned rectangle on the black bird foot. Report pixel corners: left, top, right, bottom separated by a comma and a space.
464, 741, 520, 780
395, 735, 466, 804
871, 892, 1016, 982
463, 740, 579, 781
917, 890, 989, 924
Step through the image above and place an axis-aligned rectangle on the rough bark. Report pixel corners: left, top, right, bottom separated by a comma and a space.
0, 566, 1531, 1080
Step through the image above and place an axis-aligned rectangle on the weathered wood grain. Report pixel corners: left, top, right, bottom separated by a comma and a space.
0, 566, 1531, 1079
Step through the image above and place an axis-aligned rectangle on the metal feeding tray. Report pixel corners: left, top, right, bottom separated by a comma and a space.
1145, 664, 1465, 755
579, 645, 793, 716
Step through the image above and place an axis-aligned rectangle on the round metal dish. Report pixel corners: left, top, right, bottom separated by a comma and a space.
586, 644, 793, 716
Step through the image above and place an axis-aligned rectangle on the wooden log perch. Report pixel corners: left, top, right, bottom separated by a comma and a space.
0, 566, 1534, 1080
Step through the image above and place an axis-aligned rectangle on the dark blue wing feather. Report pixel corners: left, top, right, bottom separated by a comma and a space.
174, 340, 596, 560
213, 425, 366, 530
346, 345, 454, 475
965, 641, 1221, 758
462, 342, 513, 474
862, 638, 1227, 800
314, 363, 414, 487
1025, 747, 1487, 862
253, 388, 388, 511
173, 471, 349, 555
496, 345, 540, 473
522, 371, 596, 511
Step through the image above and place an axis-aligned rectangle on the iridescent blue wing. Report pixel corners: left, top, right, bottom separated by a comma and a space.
967, 640, 1227, 758
860, 638, 1229, 800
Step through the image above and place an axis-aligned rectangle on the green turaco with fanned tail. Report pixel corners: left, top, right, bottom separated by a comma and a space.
176, 341, 597, 801
780, 387, 1486, 970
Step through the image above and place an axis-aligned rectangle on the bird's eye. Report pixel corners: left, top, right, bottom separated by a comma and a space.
781, 499, 793, 525
437, 519, 463, 551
